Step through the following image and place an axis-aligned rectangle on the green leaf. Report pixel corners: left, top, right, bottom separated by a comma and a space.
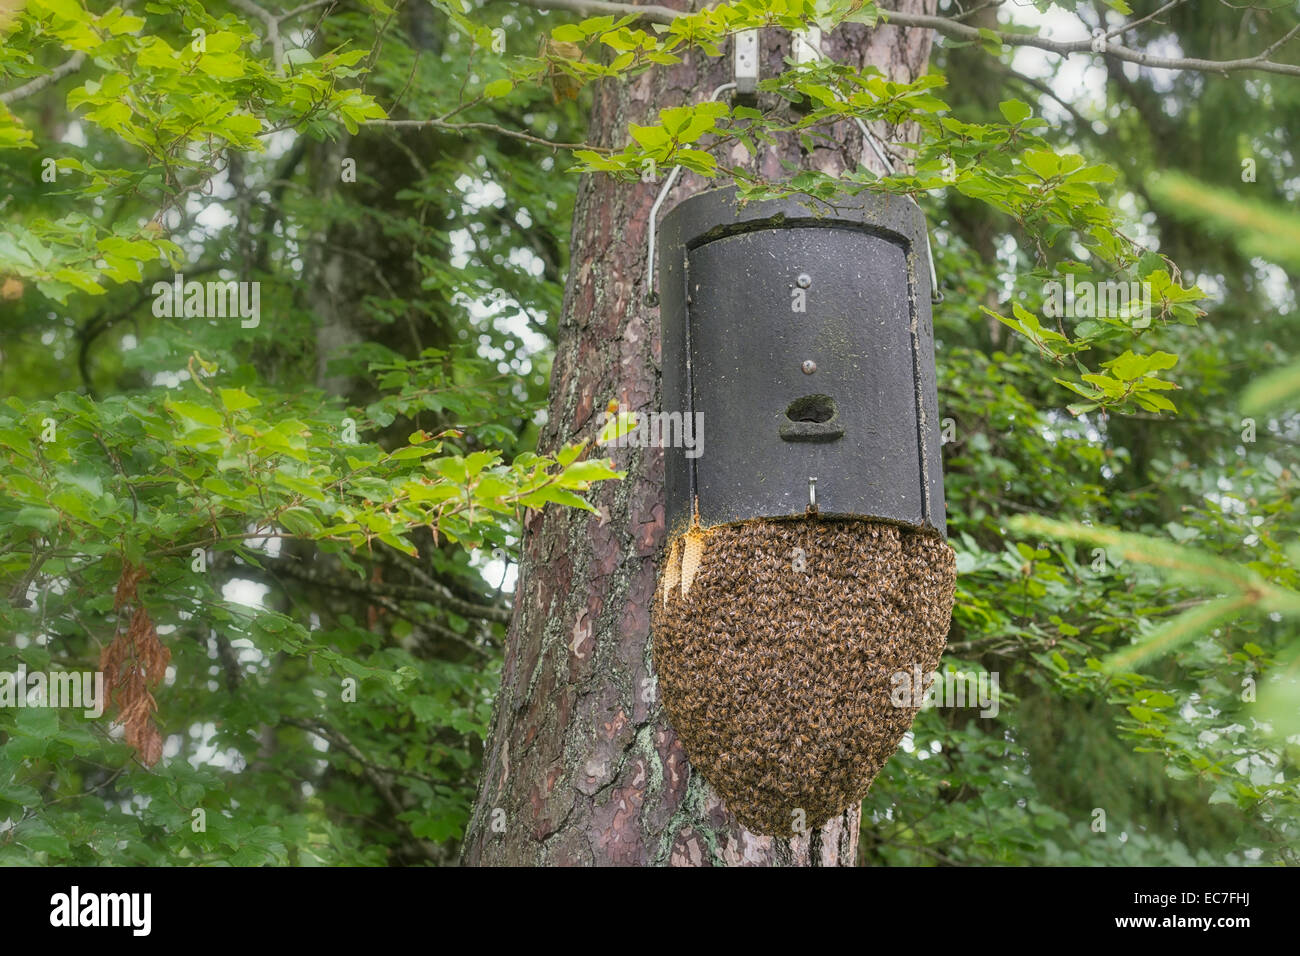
279, 507, 325, 537
168, 400, 224, 428
14, 506, 60, 532
998, 99, 1032, 124
1021, 148, 1062, 181
137, 37, 181, 71
274, 471, 327, 502
219, 388, 261, 412
551, 24, 585, 42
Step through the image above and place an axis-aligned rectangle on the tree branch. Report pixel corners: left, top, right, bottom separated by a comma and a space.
77, 263, 223, 395
271, 558, 512, 624
513, 0, 678, 20
1102, 0, 1188, 42
506, 0, 1300, 78
1, 52, 86, 105
1256, 22, 1300, 63
229, 0, 286, 71
951, 0, 1004, 23
1000, 64, 1096, 133
283, 717, 448, 787
378, 548, 512, 614
364, 117, 607, 152
875, 7, 1300, 78
278, 0, 338, 21
283, 717, 440, 862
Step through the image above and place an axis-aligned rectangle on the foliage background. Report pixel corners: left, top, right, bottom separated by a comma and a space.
0, 0, 1297, 865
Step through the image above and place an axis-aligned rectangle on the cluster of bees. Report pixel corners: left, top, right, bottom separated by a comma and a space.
651, 516, 957, 836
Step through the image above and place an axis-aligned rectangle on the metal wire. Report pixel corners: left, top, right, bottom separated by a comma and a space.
645, 82, 738, 307
853, 116, 943, 305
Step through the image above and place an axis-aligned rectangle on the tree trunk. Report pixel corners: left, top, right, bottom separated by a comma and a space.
463, 0, 937, 867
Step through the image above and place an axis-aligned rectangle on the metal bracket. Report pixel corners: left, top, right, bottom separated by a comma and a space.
734, 29, 759, 103
792, 26, 822, 66
790, 27, 822, 115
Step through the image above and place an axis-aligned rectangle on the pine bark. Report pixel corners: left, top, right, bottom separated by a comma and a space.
463, 0, 937, 866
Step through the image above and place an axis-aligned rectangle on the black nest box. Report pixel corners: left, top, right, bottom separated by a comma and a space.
657, 186, 947, 539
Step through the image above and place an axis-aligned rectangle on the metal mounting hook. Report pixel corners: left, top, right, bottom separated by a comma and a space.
734, 29, 759, 99
645, 82, 738, 308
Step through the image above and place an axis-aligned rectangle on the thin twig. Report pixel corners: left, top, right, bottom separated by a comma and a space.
229, 0, 286, 71
1103, 0, 1189, 42
364, 117, 607, 152
278, 0, 338, 22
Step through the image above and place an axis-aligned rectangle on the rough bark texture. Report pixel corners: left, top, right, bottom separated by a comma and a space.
462, 0, 937, 867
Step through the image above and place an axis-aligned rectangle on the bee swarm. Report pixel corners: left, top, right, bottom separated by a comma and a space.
651, 517, 956, 837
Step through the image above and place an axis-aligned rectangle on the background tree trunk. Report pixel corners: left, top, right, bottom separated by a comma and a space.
463, 0, 937, 866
